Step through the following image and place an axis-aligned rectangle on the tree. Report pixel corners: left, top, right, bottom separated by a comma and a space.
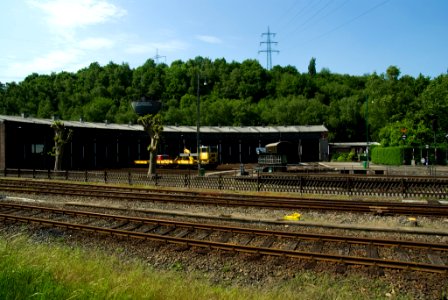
236, 59, 267, 102
49, 121, 73, 171
132, 59, 166, 100
327, 96, 362, 141
83, 97, 116, 122
163, 60, 189, 101
2, 56, 444, 149
413, 74, 448, 145
308, 57, 316, 77
386, 65, 400, 81
138, 114, 163, 176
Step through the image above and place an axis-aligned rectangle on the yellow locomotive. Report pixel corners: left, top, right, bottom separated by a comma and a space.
134, 145, 218, 169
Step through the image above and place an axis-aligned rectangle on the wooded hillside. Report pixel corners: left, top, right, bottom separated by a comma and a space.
1, 56, 447, 148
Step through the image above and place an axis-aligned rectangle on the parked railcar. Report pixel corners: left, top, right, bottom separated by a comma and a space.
257, 141, 295, 172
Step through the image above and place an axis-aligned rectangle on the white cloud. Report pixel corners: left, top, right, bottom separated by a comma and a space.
125, 44, 152, 55
4, 0, 127, 81
27, 0, 126, 29
6, 49, 82, 79
79, 37, 115, 50
195, 35, 222, 44
125, 40, 188, 55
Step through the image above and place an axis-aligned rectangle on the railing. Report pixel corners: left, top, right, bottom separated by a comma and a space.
2, 168, 448, 199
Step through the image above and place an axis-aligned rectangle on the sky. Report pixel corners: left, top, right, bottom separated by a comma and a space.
1, 0, 447, 83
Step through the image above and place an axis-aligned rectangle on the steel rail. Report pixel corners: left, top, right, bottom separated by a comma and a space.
1, 202, 448, 251
0, 209, 447, 274
1, 179, 448, 216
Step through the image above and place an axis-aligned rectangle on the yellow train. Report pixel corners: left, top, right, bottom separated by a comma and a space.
134, 145, 219, 169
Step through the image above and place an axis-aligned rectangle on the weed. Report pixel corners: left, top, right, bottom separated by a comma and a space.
170, 261, 184, 272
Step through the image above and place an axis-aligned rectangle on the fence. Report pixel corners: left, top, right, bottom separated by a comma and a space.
2, 168, 448, 199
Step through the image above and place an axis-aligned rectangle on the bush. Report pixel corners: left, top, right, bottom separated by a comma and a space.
371, 146, 448, 165
336, 154, 346, 162
332, 150, 357, 162
371, 147, 403, 165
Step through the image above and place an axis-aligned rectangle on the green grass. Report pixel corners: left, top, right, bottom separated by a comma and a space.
0, 232, 413, 300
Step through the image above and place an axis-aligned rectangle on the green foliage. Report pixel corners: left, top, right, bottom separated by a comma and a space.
170, 261, 184, 272
331, 149, 357, 162
372, 145, 448, 165
386, 65, 400, 81
0, 58, 446, 148
83, 97, 115, 122
328, 95, 362, 141
308, 57, 316, 76
371, 146, 404, 165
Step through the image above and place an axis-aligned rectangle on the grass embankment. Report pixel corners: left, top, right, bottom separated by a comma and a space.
0, 232, 408, 299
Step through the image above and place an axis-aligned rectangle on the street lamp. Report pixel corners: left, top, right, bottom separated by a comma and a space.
432, 116, 438, 164
434, 128, 437, 164
365, 97, 369, 168
196, 71, 207, 174
445, 134, 448, 164
196, 72, 201, 174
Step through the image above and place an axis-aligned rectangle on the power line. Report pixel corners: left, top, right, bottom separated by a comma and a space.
273, 0, 349, 43
258, 26, 279, 70
272, 0, 307, 32
288, 0, 336, 36
282, 0, 327, 34
304, 0, 391, 44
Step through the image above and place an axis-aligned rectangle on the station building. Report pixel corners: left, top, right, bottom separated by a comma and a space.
0, 115, 329, 170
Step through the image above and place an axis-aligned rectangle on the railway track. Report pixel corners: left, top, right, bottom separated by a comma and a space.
0, 202, 447, 274
1, 178, 448, 217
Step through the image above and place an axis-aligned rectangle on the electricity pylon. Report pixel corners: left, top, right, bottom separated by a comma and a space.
258, 26, 279, 70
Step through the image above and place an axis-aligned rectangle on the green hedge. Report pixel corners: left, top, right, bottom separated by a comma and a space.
371, 146, 448, 165
371, 147, 403, 165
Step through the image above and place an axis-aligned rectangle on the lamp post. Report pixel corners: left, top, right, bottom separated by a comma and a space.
196, 71, 207, 174
431, 116, 437, 164
365, 96, 369, 168
445, 134, 448, 164
196, 72, 201, 174
434, 129, 437, 164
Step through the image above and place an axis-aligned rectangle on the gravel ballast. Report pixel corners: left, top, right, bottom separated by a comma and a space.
1, 191, 448, 299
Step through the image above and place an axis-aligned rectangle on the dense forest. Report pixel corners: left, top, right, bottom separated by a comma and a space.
0, 56, 447, 148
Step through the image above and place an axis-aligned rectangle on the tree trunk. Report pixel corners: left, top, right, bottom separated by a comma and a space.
147, 137, 158, 176
53, 146, 63, 171
54, 154, 61, 171
148, 151, 156, 176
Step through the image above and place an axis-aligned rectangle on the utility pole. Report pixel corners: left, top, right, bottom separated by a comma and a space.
153, 49, 166, 64
258, 26, 279, 70
365, 96, 369, 168
196, 71, 201, 174
196, 66, 207, 175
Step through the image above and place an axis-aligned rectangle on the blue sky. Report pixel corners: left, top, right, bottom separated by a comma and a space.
1, 0, 447, 83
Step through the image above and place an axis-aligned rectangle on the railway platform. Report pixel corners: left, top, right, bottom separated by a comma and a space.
319, 162, 448, 177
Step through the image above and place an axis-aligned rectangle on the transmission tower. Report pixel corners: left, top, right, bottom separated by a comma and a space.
153, 49, 166, 64
258, 26, 279, 70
